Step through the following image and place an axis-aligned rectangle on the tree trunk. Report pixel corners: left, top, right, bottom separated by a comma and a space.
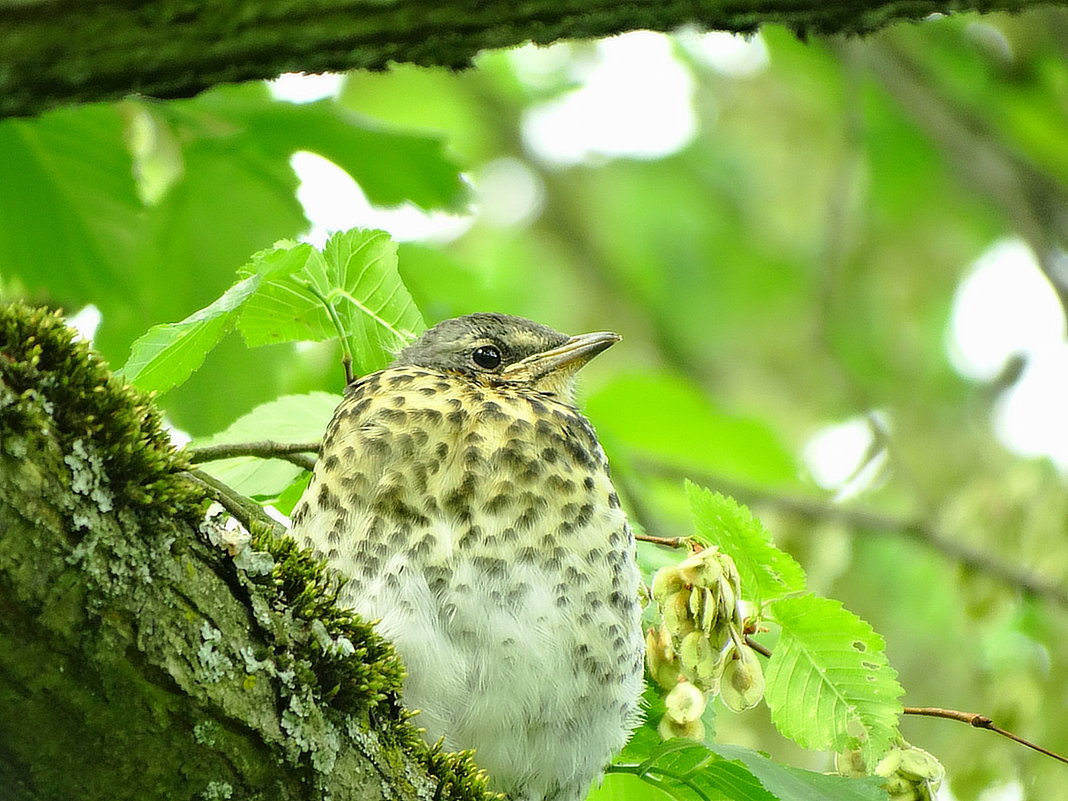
1, 0, 1059, 119
0, 303, 484, 801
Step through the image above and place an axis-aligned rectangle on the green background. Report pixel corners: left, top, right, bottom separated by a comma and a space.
3, 11, 1067, 800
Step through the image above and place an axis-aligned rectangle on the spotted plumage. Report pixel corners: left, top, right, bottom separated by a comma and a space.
291, 313, 644, 801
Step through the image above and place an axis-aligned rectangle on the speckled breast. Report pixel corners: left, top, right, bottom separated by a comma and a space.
291, 366, 644, 801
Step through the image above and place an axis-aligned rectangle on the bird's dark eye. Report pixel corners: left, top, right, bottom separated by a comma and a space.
472, 345, 502, 370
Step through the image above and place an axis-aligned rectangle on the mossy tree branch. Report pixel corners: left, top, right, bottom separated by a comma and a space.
0, 304, 488, 801
1, 0, 1061, 119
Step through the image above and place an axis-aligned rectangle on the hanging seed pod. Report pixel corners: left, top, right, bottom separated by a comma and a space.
678, 630, 721, 690
663, 680, 707, 724
677, 548, 723, 588
657, 714, 706, 742
661, 588, 696, 639
645, 626, 681, 690
652, 565, 685, 601
719, 644, 765, 712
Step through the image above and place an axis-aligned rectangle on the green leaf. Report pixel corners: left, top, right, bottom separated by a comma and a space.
238, 229, 425, 374
686, 482, 807, 605
0, 105, 143, 306
711, 744, 889, 801
323, 228, 426, 368
189, 83, 468, 211
611, 728, 777, 801
269, 472, 313, 517
236, 239, 328, 339
192, 392, 341, 497
765, 595, 903, 769
121, 276, 261, 392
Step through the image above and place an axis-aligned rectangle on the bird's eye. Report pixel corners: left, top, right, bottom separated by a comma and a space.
472, 345, 503, 370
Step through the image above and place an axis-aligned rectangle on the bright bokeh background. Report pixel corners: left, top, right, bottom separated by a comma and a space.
4, 10, 1068, 800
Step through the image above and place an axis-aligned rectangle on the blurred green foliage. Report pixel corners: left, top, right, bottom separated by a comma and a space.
2, 8, 1067, 800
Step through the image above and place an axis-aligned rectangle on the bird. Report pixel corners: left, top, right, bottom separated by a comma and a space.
290, 313, 645, 801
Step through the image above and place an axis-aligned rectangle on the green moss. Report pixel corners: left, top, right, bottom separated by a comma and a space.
0, 302, 493, 799
421, 742, 498, 801
249, 526, 406, 719
0, 303, 199, 518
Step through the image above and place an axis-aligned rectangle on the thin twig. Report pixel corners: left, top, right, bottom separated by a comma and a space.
904, 707, 1068, 766
744, 636, 1067, 766
744, 635, 772, 659
635, 533, 688, 549
187, 441, 320, 471
638, 459, 1068, 609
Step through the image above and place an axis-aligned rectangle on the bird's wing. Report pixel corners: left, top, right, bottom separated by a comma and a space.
289, 370, 396, 552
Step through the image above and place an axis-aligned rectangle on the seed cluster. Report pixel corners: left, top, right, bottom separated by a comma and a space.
647, 546, 765, 739
838, 740, 945, 801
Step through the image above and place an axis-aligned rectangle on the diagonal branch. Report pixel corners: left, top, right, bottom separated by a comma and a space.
641, 459, 1068, 608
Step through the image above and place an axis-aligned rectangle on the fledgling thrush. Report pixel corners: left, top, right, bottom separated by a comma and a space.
290, 313, 644, 801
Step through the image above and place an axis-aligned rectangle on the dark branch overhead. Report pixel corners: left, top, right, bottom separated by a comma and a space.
0, 0, 1057, 118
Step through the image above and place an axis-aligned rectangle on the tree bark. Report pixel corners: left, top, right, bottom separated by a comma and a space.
0, 303, 483, 801
0, 0, 1059, 119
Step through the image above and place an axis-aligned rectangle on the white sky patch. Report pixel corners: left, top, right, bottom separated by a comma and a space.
164, 419, 192, 449
947, 238, 1068, 469
507, 42, 576, 90
993, 343, 1068, 470
802, 414, 888, 500
473, 157, 545, 228
268, 72, 344, 104
947, 238, 1065, 382
676, 29, 770, 77
263, 505, 292, 528
290, 151, 474, 245
520, 31, 697, 167
67, 304, 102, 343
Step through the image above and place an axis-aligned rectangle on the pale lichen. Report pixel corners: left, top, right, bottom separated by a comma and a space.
197, 622, 235, 682
64, 437, 115, 515
199, 780, 234, 801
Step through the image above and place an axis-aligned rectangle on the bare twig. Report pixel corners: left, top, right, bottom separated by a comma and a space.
745, 637, 1068, 765
638, 459, 1068, 609
904, 706, 1068, 766
635, 533, 688, 549
744, 635, 772, 659
187, 441, 320, 471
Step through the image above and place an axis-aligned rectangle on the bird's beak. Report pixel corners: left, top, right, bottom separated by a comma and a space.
503, 331, 621, 381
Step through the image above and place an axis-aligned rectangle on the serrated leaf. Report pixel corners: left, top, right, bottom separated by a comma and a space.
121, 275, 261, 392
238, 229, 425, 374
686, 482, 806, 605
189, 84, 468, 211
237, 240, 331, 341
711, 745, 888, 801
765, 595, 903, 769
323, 228, 426, 369
191, 392, 341, 497
612, 728, 777, 801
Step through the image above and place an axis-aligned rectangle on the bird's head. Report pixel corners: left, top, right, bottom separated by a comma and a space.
392, 313, 619, 404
